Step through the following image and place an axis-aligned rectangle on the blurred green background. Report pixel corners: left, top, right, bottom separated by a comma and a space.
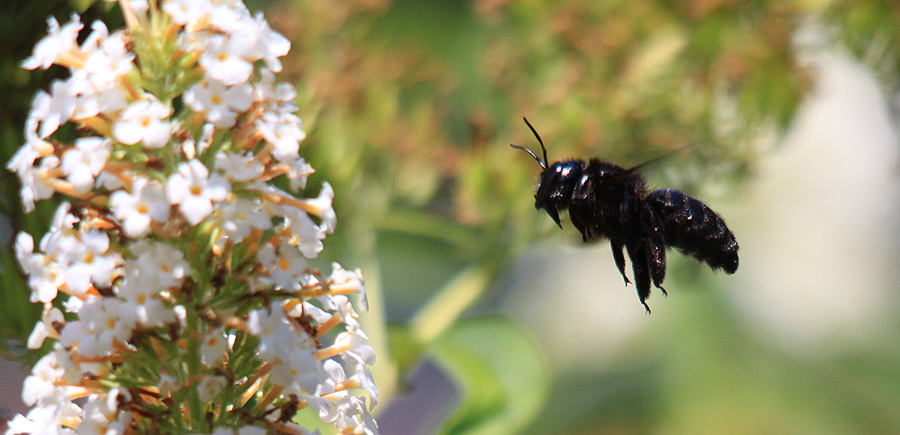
3, 0, 900, 434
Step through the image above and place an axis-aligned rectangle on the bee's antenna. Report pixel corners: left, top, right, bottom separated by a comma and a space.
510, 144, 546, 169
523, 117, 548, 167
509, 117, 548, 170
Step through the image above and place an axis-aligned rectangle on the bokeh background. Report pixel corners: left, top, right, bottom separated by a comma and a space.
3, 0, 900, 434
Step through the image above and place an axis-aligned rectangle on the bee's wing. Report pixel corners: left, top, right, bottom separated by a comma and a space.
646, 189, 738, 274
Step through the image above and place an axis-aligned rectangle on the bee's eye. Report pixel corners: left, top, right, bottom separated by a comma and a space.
555, 164, 575, 177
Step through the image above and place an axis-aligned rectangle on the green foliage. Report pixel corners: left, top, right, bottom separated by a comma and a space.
827, 1, 900, 93
430, 317, 548, 435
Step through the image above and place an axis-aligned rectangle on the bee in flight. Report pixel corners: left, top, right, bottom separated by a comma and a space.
511, 118, 739, 313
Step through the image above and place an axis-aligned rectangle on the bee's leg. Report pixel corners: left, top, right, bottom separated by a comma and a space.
569, 204, 597, 243
626, 241, 652, 313
571, 212, 590, 243
641, 204, 667, 295
610, 240, 631, 285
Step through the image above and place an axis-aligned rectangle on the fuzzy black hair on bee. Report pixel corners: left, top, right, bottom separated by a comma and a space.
511, 118, 738, 313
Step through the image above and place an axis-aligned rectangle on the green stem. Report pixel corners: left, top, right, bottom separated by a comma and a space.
409, 265, 492, 346
185, 298, 204, 431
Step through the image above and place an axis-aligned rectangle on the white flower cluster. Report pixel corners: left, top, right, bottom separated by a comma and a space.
7, 1, 378, 434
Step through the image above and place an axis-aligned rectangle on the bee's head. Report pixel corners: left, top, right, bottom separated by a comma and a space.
510, 118, 582, 229
534, 161, 583, 228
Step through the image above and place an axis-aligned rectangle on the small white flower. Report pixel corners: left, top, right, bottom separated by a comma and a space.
248, 302, 323, 393
283, 157, 315, 191
354, 368, 379, 409
7, 395, 81, 435
113, 99, 172, 148
21, 14, 83, 70
22, 351, 65, 406
324, 295, 360, 331
71, 75, 128, 120
208, 1, 250, 34
184, 80, 254, 128
216, 196, 272, 243
200, 328, 229, 367
129, 241, 193, 289
27, 306, 65, 349
255, 69, 298, 114
60, 298, 134, 358
125, 0, 149, 15
248, 12, 291, 73
61, 137, 111, 194
304, 182, 337, 233
163, 0, 212, 26
110, 177, 169, 237
31, 80, 77, 139
215, 152, 264, 183
78, 390, 132, 435
166, 160, 230, 225
61, 230, 122, 295
199, 35, 254, 86
14, 232, 64, 303
256, 112, 306, 162
158, 374, 180, 396
257, 243, 309, 291
334, 329, 375, 368
209, 2, 250, 35
198, 122, 216, 156
83, 29, 134, 88
29, 155, 62, 209
280, 205, 326, 258
7, 127, 56, 213
294, 301, 329, 325
79, 20, 109, 53
6, 135, 42, 177
214, 9, 290, 73
196, 375, 227, 402
120, 293, 174, 328
117, 266, 177, 327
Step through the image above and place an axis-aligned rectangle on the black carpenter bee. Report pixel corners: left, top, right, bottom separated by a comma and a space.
511, 118, 738, 313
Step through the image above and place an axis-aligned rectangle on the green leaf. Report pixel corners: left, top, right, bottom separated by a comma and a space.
387, 323, 427, 376
431, 316, 549, 435
0, 244, 41, 357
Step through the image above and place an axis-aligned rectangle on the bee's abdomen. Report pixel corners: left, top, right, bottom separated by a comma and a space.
646, 189, 739, 274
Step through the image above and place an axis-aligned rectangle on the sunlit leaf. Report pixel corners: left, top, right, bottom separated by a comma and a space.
431, 316, 549, 435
